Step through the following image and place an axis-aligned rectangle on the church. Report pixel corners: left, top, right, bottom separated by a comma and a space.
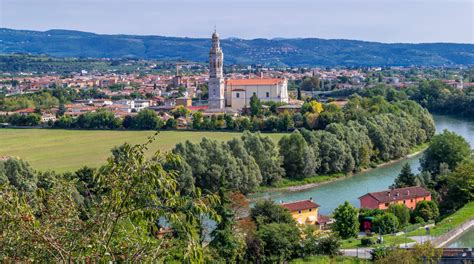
208, 30, 289, 111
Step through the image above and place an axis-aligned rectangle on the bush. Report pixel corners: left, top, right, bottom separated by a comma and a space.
411, 201, 439, 223
373, 213, 399, 235
414, 216, 425, 224
316, 235, 341, 257
361, 237, 376, 246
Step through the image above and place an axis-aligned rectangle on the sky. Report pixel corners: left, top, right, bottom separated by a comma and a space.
1, 0, 473, 43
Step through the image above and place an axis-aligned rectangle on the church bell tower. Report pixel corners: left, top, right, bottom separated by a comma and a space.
208, 30, 225, 109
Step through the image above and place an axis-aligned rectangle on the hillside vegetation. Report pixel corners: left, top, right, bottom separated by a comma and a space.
1, 28, 473, 66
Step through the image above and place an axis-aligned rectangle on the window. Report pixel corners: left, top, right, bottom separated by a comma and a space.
266, 92, 270, 98
411, 199, 414, 202
309, 208, 312, 212
236, 93, 240, 98
403, 200, 406, 204
385, 203, 390, 207
298, 210, 302, 214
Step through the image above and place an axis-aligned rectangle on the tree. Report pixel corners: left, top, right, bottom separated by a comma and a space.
0, 137, 220, 262
442, 159, 474, 212
373, 213, 399, 234
391, 163, 417, 189
241, 131, 285, 186
332, 201, 359, 239
316, 235, 341, 257
256, 223, 300, 263
249, 93, 261, 116
301, 100, 324, 115
192, 111, 204, 129
209, 182, 246, 263
412, 201, 439, 223
250, 200, 295, 227
132, 109, 163, 130
0, 158, 37, 192
279, 131, 317, 179
420, 130, 471, 176
387, 204, 410, 227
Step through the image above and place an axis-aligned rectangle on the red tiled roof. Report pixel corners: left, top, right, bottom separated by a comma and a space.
360, 186, 431, 203
226, 78, 284, 86
281, 200, 320, 212
14, 108, 35, 113
187, 105, 208, 111
317, 215, 331, 224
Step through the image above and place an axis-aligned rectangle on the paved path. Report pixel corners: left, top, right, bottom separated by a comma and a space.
341, 248, 372, 259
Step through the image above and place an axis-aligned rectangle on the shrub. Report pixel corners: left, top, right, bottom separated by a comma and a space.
361, 237, 376, 246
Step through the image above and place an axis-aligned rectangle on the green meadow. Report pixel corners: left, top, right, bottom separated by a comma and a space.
0, 128, 285, 173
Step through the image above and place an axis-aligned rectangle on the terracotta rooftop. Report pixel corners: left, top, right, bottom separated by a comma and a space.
359, 186, 431, 203
226, 78, 285, 86
280, 200, 320, 212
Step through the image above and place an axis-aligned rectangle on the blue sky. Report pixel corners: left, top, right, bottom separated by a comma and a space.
1, 0, 473, 43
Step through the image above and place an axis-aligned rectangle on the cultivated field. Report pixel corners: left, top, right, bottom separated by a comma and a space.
0, 129, 285, 172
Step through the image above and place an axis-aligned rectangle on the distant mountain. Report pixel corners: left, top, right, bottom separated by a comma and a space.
1, 28, 473, 67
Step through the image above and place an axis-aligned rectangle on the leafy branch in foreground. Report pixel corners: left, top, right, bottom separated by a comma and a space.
0, 133, 219, 263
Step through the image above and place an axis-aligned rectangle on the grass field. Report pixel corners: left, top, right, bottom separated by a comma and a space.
0, 128, 285, 173
407, 201, 474, 237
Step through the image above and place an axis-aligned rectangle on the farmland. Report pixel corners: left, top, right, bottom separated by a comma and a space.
0, 128, 285, 172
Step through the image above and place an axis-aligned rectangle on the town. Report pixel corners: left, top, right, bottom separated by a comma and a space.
0, 0, 473, 262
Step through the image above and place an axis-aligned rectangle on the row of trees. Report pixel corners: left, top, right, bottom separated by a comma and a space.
390, 130, 473, 215
337, 81, 474, 117
0, 140, 347, 263
172, 96, 435, 194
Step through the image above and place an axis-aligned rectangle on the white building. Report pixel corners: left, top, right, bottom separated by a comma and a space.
207, 30, 289, 111
227, 78, 288, 110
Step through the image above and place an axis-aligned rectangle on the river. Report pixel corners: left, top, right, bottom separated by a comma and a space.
252, 114, 474, 215
448, 228, 474, 248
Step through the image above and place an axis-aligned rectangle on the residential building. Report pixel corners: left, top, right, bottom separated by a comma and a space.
280, 199, 320, 225
358, 186, 432, 210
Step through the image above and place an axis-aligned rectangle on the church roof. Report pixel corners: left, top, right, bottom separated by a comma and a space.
226, 78, 285, 86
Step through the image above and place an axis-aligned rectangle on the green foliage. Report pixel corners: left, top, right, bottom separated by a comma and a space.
333, 201, 359, 239
129, 109, 163, 130
256, 223, 301, 263
373, 213, 399, 235
250, 200, 295, 227
173, 137, 262, 194
391, 163, 417, 189
7, 113, 41, 126
387, 204, 410, 227
300, 77, 320, 91
0, 136, 220, 262
411, 201, 439, 223
361, 237, 376, 246
241, 131, 284, 186
420, 129, 471, 175
0, 158, 37, 192
249, 93, 262, 117
279, 131, 318, 179
441, 159, 474, 213
316, 235, 342, 257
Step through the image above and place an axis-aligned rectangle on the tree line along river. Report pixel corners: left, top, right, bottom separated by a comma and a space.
251, 114, 474, 246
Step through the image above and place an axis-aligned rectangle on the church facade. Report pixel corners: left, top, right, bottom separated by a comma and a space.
208, 31, 289, 111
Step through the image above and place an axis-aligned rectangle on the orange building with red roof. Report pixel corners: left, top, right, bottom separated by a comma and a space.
359, 186, 432, 210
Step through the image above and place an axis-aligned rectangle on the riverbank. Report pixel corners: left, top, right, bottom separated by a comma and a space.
407, 202, 474, 238
254, 143, 429, 194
